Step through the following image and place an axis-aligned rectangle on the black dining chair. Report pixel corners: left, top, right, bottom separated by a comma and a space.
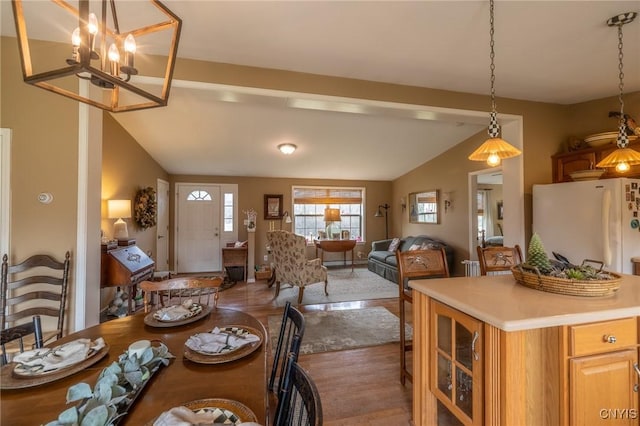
1, 315, 43, 365
269, 301, 305, 394
273, 351, 323, 426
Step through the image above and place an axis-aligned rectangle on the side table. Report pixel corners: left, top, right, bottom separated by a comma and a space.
314, 239, 357, 271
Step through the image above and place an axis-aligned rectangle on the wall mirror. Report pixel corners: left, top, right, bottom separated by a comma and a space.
409, 190, 440, 224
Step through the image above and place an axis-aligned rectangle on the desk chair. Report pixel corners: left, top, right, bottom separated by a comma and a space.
477, 245, 523, 276
1, 252, 71, 349
139, 276, 223, 312
397, 248, 450, 385
1, 315, 43, 365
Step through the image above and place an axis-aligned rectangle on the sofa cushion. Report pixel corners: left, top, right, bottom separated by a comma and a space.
388, 237, 401, 253
368, 250, 395, 263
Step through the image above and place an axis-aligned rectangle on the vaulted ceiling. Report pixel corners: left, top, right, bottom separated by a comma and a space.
2, 1, 638, 180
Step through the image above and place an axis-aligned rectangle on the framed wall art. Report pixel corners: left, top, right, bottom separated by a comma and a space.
264, 194, 283, 220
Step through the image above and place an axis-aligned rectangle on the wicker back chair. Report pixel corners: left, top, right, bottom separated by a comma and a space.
397, 248, 450, 384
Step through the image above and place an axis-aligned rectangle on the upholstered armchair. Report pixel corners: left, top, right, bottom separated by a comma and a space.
267, 230, 328, 304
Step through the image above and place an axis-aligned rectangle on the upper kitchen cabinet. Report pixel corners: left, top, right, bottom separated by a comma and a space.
552, 139, 640, 183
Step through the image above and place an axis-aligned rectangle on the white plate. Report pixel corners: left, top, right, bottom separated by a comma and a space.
153, 303, 203, 322
584, 132, 638, 146
569, 169, 604, 181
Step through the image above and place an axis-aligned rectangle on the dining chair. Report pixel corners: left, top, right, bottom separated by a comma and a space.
396, 248, 450, 385
273, 352, 323, 426
139, 276, 223, 312
476, 245, 523, 276
269, 301, 305, 394
1, 252, 71, 348
1, 315, 43, 365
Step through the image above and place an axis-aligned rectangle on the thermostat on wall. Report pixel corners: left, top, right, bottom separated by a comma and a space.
37, 192, 53, 204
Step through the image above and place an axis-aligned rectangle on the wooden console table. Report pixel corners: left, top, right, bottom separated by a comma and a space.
221, 246, 248, 282
314, 239, 357, 271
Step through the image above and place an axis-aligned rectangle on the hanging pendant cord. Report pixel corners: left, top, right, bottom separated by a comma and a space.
613, 19, 631, 148
616, 23, 628, 147
489, 0, 496, 115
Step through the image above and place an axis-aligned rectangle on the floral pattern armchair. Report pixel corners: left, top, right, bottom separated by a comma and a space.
267, 230, 328, 304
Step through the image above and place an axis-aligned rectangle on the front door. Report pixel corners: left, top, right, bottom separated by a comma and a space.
176, 183, 221, 273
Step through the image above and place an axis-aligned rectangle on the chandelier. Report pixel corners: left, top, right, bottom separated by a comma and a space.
11, 0, 182, 112
469, 0, 521, 166
595, 12, 639, 173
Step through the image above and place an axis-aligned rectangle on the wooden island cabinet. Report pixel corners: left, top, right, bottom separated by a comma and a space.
410, 274, 640, 426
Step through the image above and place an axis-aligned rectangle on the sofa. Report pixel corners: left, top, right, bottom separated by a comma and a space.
367, 235, 455, 283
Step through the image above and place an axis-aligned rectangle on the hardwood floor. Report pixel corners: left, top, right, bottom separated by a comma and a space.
215, 269, 413, 425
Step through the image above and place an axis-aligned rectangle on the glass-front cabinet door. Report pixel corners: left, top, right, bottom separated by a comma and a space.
431, 300, 483, 425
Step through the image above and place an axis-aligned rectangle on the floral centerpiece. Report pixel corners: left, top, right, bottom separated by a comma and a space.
134, 187, 157, 230
46, 342, 173, 426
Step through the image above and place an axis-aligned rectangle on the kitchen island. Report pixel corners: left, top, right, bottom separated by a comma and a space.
410, 274, 640, 426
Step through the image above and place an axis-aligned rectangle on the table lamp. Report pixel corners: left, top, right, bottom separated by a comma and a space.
108, 199, 132, 240
324, 208, 341, 239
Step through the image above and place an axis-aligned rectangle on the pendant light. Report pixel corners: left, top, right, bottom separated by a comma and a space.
11, 0, 182, 113
595, 12, 639, 173
469, 0, 521, 166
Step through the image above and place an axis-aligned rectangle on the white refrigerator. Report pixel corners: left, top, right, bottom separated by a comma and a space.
532, 178, 640, 274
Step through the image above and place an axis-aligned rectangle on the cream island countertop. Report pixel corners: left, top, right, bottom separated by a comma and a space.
409, 273, 640, 331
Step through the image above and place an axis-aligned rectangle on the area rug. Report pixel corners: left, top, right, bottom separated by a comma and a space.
273, 268, 398, 306
267, 306, 413, 355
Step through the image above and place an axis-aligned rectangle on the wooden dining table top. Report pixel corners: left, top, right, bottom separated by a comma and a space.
0, 308, 269, 426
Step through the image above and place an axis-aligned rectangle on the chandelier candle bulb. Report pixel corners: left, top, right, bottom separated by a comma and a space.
71, 28, 81, 62
124, 34, 136, 70
88, 12, 98, 52
108, 44, 120, 76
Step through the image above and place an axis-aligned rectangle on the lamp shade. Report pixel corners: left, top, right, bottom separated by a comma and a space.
323, 208, 341, 222
107, 199, 131, 219
468, 137, 522, 166
596, 147, 640, 172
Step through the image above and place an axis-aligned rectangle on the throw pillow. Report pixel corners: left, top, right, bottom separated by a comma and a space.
409, 244, 422, 251
388, 238, 401, 252
421, 242, 440, 250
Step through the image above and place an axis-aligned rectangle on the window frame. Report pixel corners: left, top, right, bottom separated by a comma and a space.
291, 185, 366, 242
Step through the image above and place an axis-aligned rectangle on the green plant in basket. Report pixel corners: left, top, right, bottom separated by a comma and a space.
525, 233, 553, 274
46, 342, 173, 426
523, 233, 616, 281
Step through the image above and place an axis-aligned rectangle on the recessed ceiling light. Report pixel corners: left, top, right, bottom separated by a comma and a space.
278, 143, 297, 155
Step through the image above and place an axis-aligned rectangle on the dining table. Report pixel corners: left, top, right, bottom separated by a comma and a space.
0, 307, 269, 426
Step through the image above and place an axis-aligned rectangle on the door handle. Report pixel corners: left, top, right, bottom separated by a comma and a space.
633, 363, 640, 392
471, 331, 480, 361
158, 235, 165, 239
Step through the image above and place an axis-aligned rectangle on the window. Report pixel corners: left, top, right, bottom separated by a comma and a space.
223, 192, 234, 232
292, 186, 364, 240
187, 190, 212, 201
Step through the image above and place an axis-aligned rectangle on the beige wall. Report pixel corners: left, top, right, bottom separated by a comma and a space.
4, 32, 639, 325
101, 114, 169, 257
1, 37, 80, 334
169, 175, 391, 265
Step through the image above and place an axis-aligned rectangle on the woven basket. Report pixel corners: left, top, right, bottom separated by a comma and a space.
510, 264, 622, 297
